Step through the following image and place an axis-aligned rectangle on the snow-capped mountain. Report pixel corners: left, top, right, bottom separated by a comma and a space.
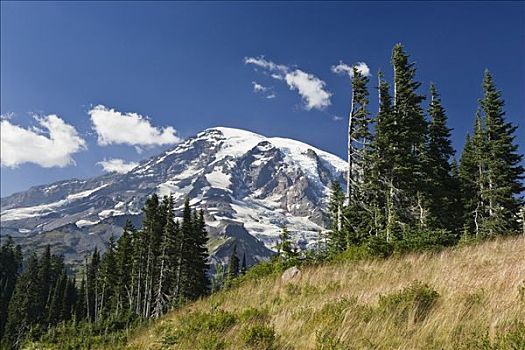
1, 127, 346, 266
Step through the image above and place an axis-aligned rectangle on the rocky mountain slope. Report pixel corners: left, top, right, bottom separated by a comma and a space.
1, 127, 346, 266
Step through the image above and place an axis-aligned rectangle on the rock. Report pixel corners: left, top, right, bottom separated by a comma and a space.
281, 266, 301, 283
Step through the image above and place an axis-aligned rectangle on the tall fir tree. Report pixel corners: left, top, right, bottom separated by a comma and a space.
153, 195, 176, 317
85, 248, 100, 322
480, 70, 524, 234
369, 71, 398, 241
226, 243, 240, 285
0, 236, 22, 340
421, 83, 458, 232
3, 254, 43, 348
115, 220, 134, 314
391, 43, 427, 227
327, 181, 345, 252
460, 113, 487, 236
191, 209, 209, 297
346, 66, 371, 204
240, 252, 247, 275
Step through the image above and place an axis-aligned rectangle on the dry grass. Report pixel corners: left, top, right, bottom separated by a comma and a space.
128, 236, 525, 349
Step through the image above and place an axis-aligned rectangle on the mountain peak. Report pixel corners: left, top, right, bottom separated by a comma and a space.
1, 126, 347, 266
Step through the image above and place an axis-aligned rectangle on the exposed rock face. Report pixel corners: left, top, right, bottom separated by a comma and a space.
1, 127, 346, 267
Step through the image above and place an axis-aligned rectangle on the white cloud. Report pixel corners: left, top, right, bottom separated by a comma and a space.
1, 115, 87, 168
266, 93, 276, 99
245, 56, 331, 110
89, 105, 181, 147
285, 69, 332, 110
97, 158, 138, 174
331, 61, 371, 78
252, 81, 268, 93
332, 115, 343, 121
244, 56, 288, 75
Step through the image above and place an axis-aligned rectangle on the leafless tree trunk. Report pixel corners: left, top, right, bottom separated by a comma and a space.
153, 245, 167, 318
347, 89, 355, 206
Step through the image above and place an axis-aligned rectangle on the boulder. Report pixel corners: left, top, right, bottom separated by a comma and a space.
281, 266, 301, 283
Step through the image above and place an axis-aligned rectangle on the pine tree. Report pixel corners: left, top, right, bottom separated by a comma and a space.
38, 245, 53, 322
240, 252, 247, 275
226, 243, 240, 285
211, 263, 226, 293
391, 44, 427, 227
275, 226, 296, 260
3, 254, 43, 348
174, 197, 194, 302
481, 70, 524, 234
346, 66, 371, 204
47, 271, 67, 326
369, 71, 397, 241
141, 194, 162, 318
62, 278, 77, 322
98, 235, 118, 318
421, 83, 457, 231
192, 209, 209, 297
86, 248, 100, 322
153, 196, 176, 318
0, 236, 22, 340
75, 278, 87, 321
327, 181, 345, 252
115, 220, 134, 314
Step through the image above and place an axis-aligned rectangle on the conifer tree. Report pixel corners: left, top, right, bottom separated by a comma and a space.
240, 252, 247, 275
480, 70, 524, 234
38, 245, 53, 321
211, 263, 225, 292
174, 197, 194, 302
226, 243, 240, 284
421, 84, 457, 231
47, 271, 67, 326
346, 66, 371, 204
141, 194, 162, 318
153, 196, 176, 317
98, 235, 118, 318
75, 278, 87, 321
275, 226, 296, 260
3, 254, 42, 348
327, 181, 345, 252
0, 236, 22, 340
391, 44, 427, 227
86, 248, 100, 322
192, 209, 209, 297
62, 278, 77, 322
369, 71, 397, 241
115, 220, 134, 314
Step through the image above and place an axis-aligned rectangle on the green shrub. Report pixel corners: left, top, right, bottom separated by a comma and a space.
284, 283, 302, 297
518, 281, 525, 304
333, 244, 371, 261
366, 235, 394, 258
308, 298, 356, 329
394, 229, 457, 254
496, 321, 525, 349
378, 281, 439, 323
239, 307, 270, 323
453, 321, 525, 350
160, 309, 237, 346
241, 324, 276, 349
196, 333, 225, 350
315, 331, 346, 350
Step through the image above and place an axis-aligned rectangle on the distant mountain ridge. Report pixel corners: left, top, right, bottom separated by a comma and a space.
1, 127, 346, 266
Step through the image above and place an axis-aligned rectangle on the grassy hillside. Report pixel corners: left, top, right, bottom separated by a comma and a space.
126, 236, 524, 350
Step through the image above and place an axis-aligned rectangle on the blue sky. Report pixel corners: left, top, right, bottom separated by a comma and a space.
1, 1, 524, 196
